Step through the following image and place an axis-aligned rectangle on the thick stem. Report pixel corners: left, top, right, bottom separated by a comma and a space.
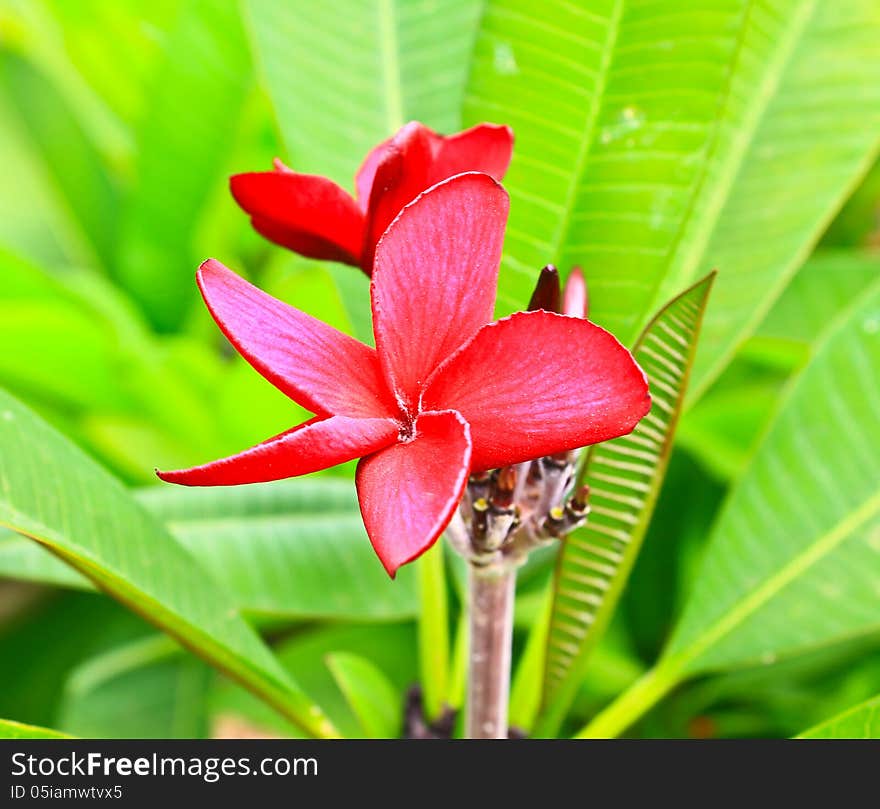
466, 563, 516, 739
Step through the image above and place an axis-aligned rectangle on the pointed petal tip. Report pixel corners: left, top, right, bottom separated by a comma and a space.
378, 529, 446, 578
196, 257, 230, 287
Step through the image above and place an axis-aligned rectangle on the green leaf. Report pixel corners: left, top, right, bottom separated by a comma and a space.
0, 49, 120, 270
508, 587, 552, 731
757, 250, 880, 347
34, 0, 181, 127
0, 478, 418, 621
210, 623, 416, 738
326, 652, 402, 738
680, 252, 880, 482
536, 272, 715, 736
464, 0, 880, 395
144, 481, 418, 620
0, 591, 138, 727
415, 541, 450, 721
0, 300, 127, 412
0, 387, 337, 738
798, 694, 880, 739
582, 278, 880, 737
245, 0, 482, 183
0, 719, 72, 739
60, 636, 212, 739
117, 0, 251, 331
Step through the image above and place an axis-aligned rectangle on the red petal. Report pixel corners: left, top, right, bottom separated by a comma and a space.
361, 122, 436, 270
197, 260, 397, 418
157, 415, 398, 486
354, 135, 395, 210
371, 172, 509, 409
429, 123, 514, 185
422, 311, 651, 471
230, 168, 364, 266
356, 410, 471, 577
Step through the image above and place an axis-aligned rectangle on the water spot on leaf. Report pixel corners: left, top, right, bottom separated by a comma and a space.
493, 42, 518, 76
598, 106, 645, 146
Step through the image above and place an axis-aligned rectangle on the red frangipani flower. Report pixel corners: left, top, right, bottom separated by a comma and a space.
229, 121, 513, 274
158, 173, 650, 576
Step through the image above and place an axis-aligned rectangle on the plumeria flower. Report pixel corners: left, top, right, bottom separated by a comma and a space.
229, 121, 513, 274
158, 173, 650, 576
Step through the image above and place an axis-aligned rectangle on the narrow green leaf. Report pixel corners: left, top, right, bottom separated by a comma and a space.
416, 542, 450, 721
448, 611, 468, 711
326, 652, 402, 739
0, 387, 337, 738
245, 0, 482, 184
465, 0, 880, 396
117, 0, 251, 330
0, 719, 72, 740
508, 587, 552, 732
582, 278, 880, 737
798, 694, 880, 739
536, 272, 715, 736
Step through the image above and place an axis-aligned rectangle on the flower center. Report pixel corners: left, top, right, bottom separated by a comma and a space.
397, 417, 417, 443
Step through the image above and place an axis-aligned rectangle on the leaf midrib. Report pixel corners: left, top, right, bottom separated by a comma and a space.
666, 488, 880, 676
378, 0, 405, 131
552, 0, 624, 267
643, 0, 818, 328
656, 277, 880, 681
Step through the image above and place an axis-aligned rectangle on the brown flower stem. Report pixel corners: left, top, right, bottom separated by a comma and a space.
466, 561, 516, 739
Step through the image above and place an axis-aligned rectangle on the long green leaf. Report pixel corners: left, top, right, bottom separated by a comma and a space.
581, 278, 880, 737
679, 251, 880, 481
0, 387, 337, 738
465, 0, 880, 395
798, 694, 880, 739
0, 479, 417, 620
326, 652, 402, 738
0, 719, 72, 740
0, 50, 120, 271
117, 0, 251, 330
245, 0, 482, 184
535, 272, 714, 736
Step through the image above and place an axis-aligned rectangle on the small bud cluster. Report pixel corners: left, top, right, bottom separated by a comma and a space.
450, 454, 590, 569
